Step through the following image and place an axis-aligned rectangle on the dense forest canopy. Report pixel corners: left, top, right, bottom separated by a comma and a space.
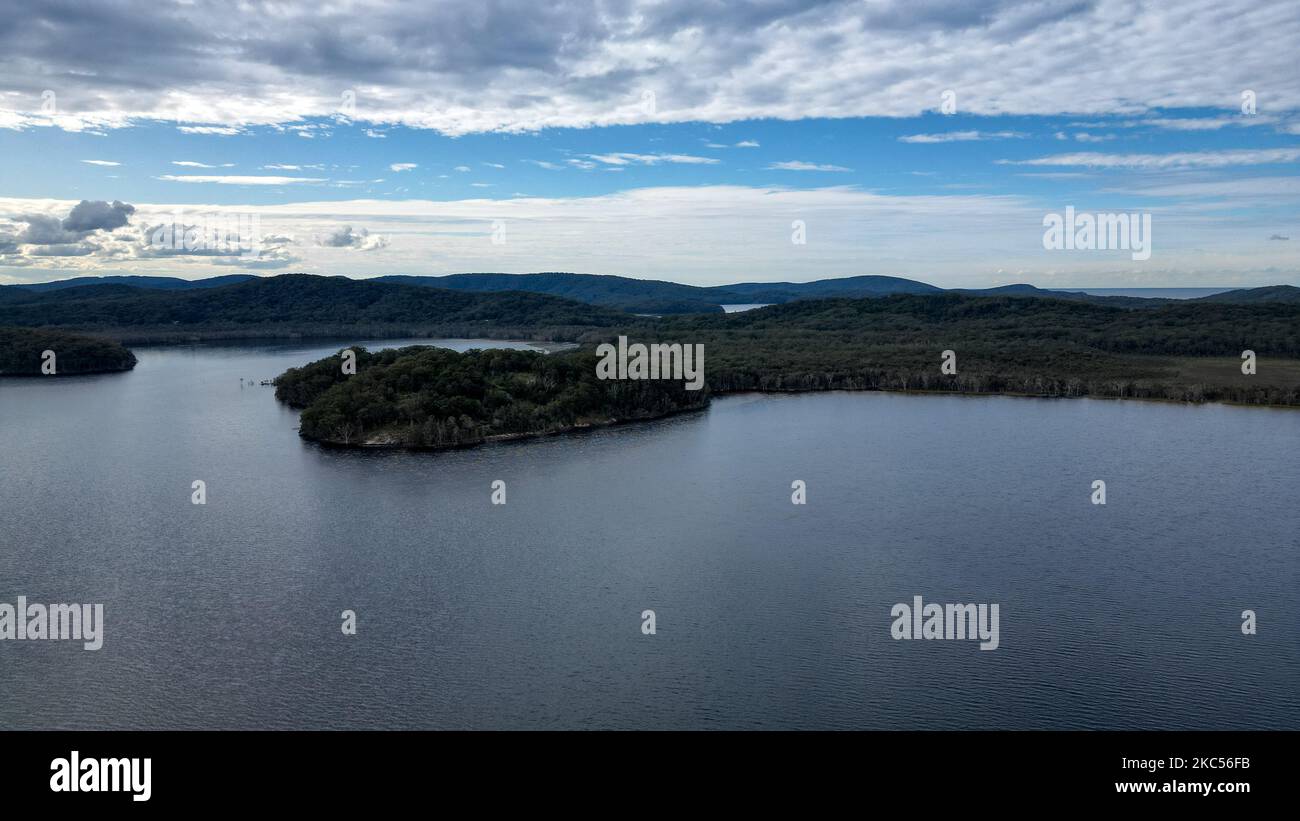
618, 294, 1300, 405
0, 327, 137, 375
645, 292, 1300, 357
276, 346, 709, 448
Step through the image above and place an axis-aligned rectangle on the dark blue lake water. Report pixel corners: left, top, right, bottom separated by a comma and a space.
1, 338, 1297, 729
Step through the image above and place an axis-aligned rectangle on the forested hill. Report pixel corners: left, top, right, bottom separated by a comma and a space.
1196, 285, 1300, 304
0, 274, 627, 339
0, 327, 137, 375
275, 346, 708, 448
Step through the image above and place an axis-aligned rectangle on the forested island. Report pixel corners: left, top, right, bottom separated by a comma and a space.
0, 327, 137, 376
275, 346, 709, 448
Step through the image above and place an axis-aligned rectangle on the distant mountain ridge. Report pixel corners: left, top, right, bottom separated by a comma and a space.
4, 272, 1297, 314
10, 274, 258, 292
0, 274, 627, 337
374, 272, 940, 313
1192, 285, 1300, 304
4, 271, 943, 314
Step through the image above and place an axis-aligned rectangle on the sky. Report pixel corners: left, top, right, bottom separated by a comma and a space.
0, 0, 1297, 289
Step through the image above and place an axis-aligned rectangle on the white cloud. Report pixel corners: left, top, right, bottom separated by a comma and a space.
1071, 115, 1277, 132
899, 131, 1025, 144
0, 199, 307, 272
1004, 148, 1300, 169
1115, 176, 1300, 198
176, 125, 242, 136
172, 160, 234, 168
158, 175, 328, 185
390, 163, 418, 172
584, 153, 718, 166
316, 225, 388, 251
767, 161, 851, 172
735, 140, 760, 148
1145, 117, 1263, 131
81, 160, 120, 167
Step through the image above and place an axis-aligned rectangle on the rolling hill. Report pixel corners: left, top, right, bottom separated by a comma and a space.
5, 272, 1299, 319
1196, 285, 1300, 304
0, 274, 626, 339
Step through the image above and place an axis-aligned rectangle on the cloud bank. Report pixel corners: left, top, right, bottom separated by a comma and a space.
2, 0, 1297, 135
3, 186, 1296, 288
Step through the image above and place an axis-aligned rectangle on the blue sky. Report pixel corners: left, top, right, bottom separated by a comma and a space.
6, 110, 1298, 205
1, 0, 1298, 288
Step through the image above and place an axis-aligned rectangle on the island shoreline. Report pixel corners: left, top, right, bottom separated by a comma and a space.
292, 381, 1300, 452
